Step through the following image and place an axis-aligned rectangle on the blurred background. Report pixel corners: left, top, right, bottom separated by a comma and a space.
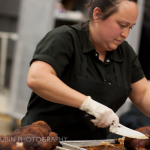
0, 0, 150, 136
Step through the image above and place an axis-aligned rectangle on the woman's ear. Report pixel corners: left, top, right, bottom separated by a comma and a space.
93, 7, 103, 22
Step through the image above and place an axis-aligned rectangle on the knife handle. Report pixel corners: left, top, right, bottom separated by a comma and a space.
84, 114, 96, 119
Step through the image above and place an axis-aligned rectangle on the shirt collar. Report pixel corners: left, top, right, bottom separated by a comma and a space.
82, 30, 95, 53
110, 46, 124, 62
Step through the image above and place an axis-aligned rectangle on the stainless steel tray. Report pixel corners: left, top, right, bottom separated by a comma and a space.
55, 139, 115, 150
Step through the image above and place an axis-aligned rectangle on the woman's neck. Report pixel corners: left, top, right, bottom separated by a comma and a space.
97, 50, 107, 62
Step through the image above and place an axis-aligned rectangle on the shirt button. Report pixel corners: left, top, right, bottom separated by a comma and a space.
95, 53, 98, 57
109, 83, 111, 85
104, 79, 106, 82
106, 59, 110, 63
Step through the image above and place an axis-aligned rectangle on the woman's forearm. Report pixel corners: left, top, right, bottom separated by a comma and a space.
130, 77, 150, 116
27, 61, 87, 108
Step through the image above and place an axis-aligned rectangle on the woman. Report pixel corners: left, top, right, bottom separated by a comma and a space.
21, 0, 150, 140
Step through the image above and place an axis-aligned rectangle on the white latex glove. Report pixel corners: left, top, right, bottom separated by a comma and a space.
80, 96, 119, 128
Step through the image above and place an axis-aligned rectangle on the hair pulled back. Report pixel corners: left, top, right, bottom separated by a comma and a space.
86, 0, 138, 20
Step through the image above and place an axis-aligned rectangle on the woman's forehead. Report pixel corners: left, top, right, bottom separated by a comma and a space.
113, 1, 138, 23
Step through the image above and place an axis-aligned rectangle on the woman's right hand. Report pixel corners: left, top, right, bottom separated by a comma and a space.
79, 96, 119, 128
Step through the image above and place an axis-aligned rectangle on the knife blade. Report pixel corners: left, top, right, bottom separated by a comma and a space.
109, 123, 149, 139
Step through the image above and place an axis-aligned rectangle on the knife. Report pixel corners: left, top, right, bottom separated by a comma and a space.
109, 123, 149, 139
85, 114, 148, 139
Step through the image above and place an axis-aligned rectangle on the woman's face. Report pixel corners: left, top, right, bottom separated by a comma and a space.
91, 1, 138, 52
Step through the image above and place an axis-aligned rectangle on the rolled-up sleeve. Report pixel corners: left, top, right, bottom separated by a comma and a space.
30, 28, 74, 77
131, 55, 145, 83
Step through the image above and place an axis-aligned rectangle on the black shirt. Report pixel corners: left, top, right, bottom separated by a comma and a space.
31, 23, 144, 87
22, 22, 145, 139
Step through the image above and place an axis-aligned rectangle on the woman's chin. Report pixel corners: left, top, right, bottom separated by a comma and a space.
108, 43, 120, 51
107, 46, 118, 51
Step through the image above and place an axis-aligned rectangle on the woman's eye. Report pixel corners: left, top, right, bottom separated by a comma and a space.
120, 24, 125, 28
119, 24, 133, 30
129, 27, 133, 30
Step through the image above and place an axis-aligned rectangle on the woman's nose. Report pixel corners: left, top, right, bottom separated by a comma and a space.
121, 28, 130, 38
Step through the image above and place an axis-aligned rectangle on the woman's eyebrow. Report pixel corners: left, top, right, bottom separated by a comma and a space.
120, 20, 136, 26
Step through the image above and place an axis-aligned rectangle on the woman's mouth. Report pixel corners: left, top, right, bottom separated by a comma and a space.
115, 39, 122, 44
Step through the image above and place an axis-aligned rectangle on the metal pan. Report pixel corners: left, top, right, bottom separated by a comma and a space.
55, 139, 116, 150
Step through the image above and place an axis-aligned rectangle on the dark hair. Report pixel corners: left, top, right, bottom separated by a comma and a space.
86, 0, 138, 20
